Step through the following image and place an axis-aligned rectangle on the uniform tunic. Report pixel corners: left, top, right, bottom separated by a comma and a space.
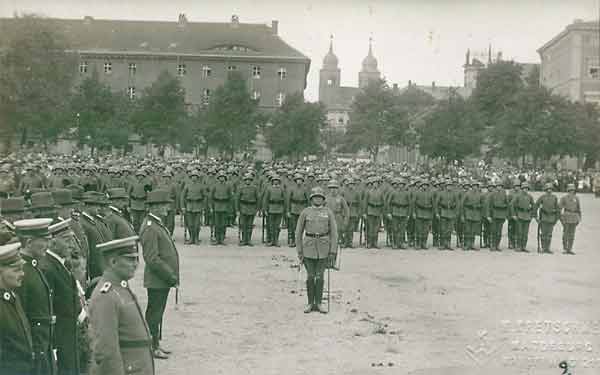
0, 289, 34, 375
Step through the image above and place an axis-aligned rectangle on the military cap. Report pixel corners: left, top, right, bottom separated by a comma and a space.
307, 172, 315, 178
0, 242, 25, 267
52, 189, 76, 207
243, 174, 254, 181
49, 218, 72, 236
187, 169, 199, 177
0, 197, 26, 214
53, 165, 65, 172
271, 174, 281, 182
521, 182, 529, 189
328, 179, 340, 188
97, 236, 139, 258
293, 174, 304, 181
566, 183, 576, 191
544, 183, 553, 191
421, 180, 430, 186
107, 188, 128, 200
309, 187, 326, 200
512, 179, 521, 187
317, 174, 329, 182
146, 190, 173, 204
391, 178, 401, 186
135, 169, 147, 177
217, 171, 227, 180
30, 192, 57, 210
83, 191, 109, 205
14, 218, 53, 238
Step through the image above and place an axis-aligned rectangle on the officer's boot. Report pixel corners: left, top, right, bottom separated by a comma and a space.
304, 279, 315, 313
314, 277, 327, 314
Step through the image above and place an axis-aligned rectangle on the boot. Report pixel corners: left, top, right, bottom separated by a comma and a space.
304, 279, 315, 313
314, 278, 327, 314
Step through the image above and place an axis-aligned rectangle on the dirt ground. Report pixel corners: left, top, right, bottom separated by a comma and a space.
128, 192, 600, 375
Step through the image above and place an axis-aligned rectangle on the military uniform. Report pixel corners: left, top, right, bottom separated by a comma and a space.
236, 176, 260, 246
559, 185, 581, 254
262, 177, 286, 247
362, 180, 384, 249
386, 179, 412, 249
435, 181, 458, 250
325, 180, 349, 248
413, 182, 435, 249
507, 183, 520, 249
210, 175, 234, 245
104, 206, 136, 240
180, 173, 208, 244
285, 176, 308, 247
460, 184, 484, 250
535, 185, 559, 253
486, 183, 509, 251
509, 184, 536, 252
128, 173, 150, 233
342, 180, 362, 248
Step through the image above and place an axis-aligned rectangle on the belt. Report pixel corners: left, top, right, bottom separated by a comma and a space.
119, 339, 152, 348
305, 232, 329, 238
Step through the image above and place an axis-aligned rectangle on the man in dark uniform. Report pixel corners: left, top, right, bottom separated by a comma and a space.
105, 188, 136, 240
295, 187, 337, 314
236, 174, 260, 246
535, 183, 559, 254
156, 171, 178, 235
413, 180, 435, 250
362, 178, 384, 249
510, 182, 535, 252
480, 182, 492, 248
139, 190, 180, 359
128, 170, 150, 233
486, 182, 509, 251
80, 193, 111, 280
89, 236, 155, 374
460, 181, 484, 251
507, 180, 520, 249
14, 218, 56, 375
559, 183, 581, 255
210, 173, 234, 245
262, 175, 286, 247
285, 174, 308, 248
341, 177, 362, 248
43, 220, 82, 375
325, 180, 349, 248
435, 179, 458, 250
385, 178, 411, 249
406, 179, 418, 247
0, 242, 34, 375
180, 170, 207, 245
0, 197, 26, 245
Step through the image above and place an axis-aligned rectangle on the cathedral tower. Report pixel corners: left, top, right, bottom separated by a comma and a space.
319, 36, 341, 106
358, 38, 380, 88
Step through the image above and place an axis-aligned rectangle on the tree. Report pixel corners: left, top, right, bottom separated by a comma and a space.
266, 93, 326, 160
572, 102, 600, 169
0, 14, 76, 146
131, 71, 188, 155
418, 92, 484, 163
69, 71, 132, 155
204, 71, 260, 159
345, 79, 409, 162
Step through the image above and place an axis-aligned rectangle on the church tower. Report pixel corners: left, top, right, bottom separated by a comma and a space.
463, 48, 485, 90
319, 36, 341, 106
358, 38, 380, 88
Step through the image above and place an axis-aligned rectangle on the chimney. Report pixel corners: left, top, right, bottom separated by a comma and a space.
271, 20, 279, 35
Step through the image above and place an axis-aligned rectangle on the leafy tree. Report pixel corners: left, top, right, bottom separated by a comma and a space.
345, 79, 409, 161
69, 71, 132, 155
572, 102, 600, 169
131, 71, 188, 156
204, 71, 260, 159
266, 93, 326, 160
0, 14, 76, 146
418, 92, 484, 163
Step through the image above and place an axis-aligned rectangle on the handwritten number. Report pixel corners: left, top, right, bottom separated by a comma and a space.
559, 360, 571, 375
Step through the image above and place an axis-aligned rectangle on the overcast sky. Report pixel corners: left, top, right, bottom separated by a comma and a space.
1, 0, 598, 101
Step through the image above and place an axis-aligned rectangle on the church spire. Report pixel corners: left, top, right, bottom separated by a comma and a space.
329, 34, 334, 53
488, 44, 492, 64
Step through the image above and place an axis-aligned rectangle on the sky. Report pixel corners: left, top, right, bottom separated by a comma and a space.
1, 0, 598, 102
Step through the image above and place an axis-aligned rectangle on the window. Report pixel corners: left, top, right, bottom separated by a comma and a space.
327, 79, 333, 86
338, 118, 344, 125
276, 92, 285, 107
79, 61, 88, 74
589, 58, 600, 79
252, 66, 261, 79
203, 89, 211, 106
104, 62, 112, 74
201, 66, 212, 78
227, 65, 237, 71
127, 87, 136, 100
252, 90, 261, 100
128, 63, 137, 75
177, 64, 186, 76
277, 67, 287, 80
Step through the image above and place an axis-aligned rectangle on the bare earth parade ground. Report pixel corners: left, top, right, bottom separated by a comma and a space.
128, 192, 600, 375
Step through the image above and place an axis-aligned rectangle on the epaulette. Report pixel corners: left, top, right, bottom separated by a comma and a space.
82, 212, 95, 223
100, 282, 112, 293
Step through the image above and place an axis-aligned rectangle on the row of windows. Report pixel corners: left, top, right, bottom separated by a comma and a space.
125, 86, 285, 106
80, 61, 288, 80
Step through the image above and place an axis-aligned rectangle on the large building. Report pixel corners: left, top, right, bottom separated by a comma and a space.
318, 38, 381, 131
1, 14, 311, 111
538, 19, 600, 104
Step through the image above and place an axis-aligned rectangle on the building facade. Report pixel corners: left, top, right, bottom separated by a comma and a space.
538, 19, 600, 104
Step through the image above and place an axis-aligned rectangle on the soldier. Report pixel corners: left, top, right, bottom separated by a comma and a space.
535, 183, 559, 254
507, 180, 520, 249
0, 163, 18, 198
436, 179, 458, 250
235, 174, 260, 246
0, 197, 26, 245
105, 188, 137, 239
559, 183, 581, 255
341, 177, 362, 248
486, 182, 509, 251
156, 171, 178, 235
431, 180, 441, 248
460, 182, 484, 251
406, 180, 418, 248
480, 182, 492, 248
362, 178, 384, 249
80, 192, 112, 280
139, 190, 180, 359
0, 242, 34, 375
128, 170, 150, 233
295, 187, 337, 314
510, 182, 535, 252
385, 179, 410, 249
285, 174, 308, 247
325, 180, 349, 247
43, 220, 83, 375
88, 236, 155, 375
180, 170, 207, 245
413, 181, 435, 250
262, 175, 286, 247
210, 173, 234, 245
19, 165, 46, 195
14, 218, 56, 375
30, 192, 59, 221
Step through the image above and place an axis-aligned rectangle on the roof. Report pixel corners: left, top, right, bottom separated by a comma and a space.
402, 85, 472, 100
537, 19, 599, 53
0, 16, 310, 62
322, 86, 360, 111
